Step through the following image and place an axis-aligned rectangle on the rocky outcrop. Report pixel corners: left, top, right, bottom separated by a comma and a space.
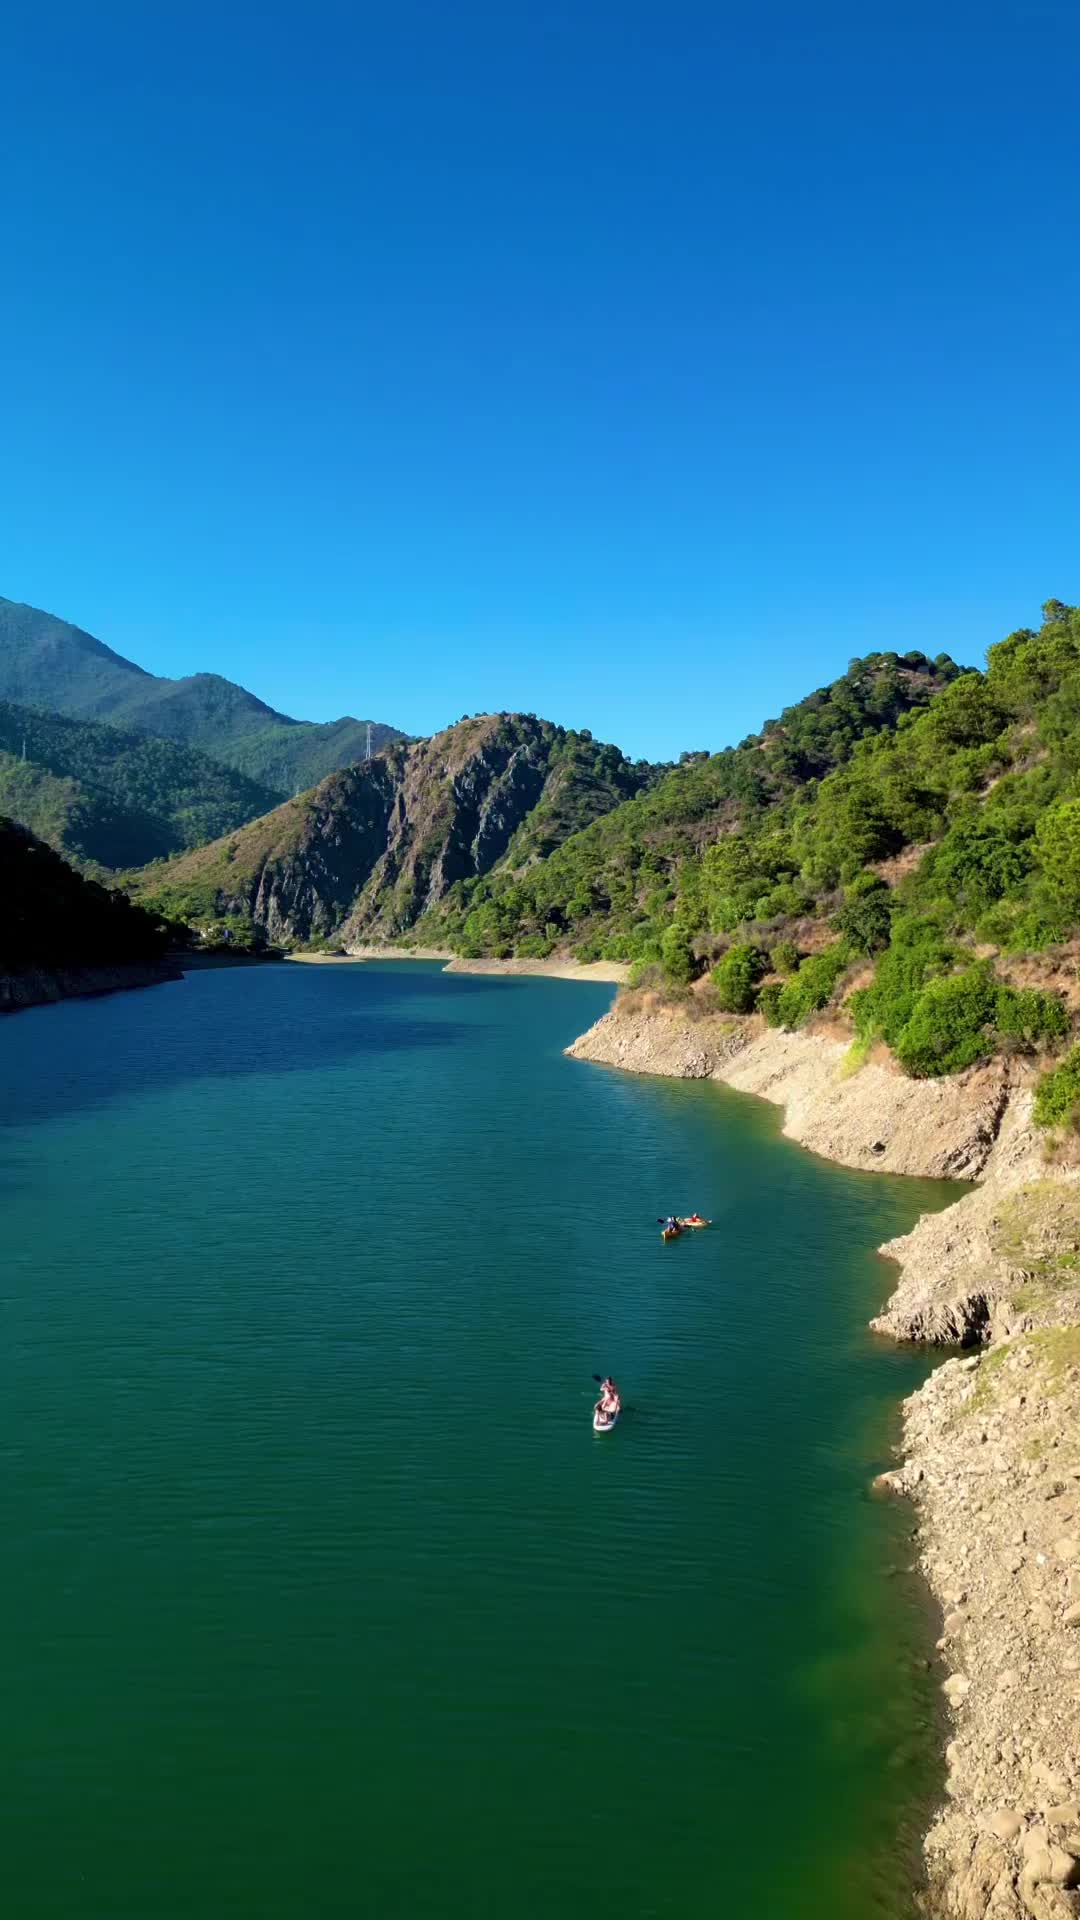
567, 997, 1026, 1180
0, 961, 180, 1012
133, 714, 651, 946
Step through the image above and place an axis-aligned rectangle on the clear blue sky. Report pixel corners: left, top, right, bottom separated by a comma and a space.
1, 0, 1077, 761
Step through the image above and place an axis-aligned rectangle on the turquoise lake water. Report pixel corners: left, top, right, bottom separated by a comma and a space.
0, 962, 956, 1918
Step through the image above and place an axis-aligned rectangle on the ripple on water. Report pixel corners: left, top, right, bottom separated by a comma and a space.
0, 964, 954, 1919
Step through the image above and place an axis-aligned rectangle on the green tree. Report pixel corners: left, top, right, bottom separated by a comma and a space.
1035, 797, 1080, 915
849, 914, 955, 1045
928, 815, 1033, 915
769, 939, 799, 975
834, 872, 892, 954
710, 944, 767, 1012
757, 980, 785, 1026
921, 673, 1007, 750
660, 922, 696, 987
775, 941, 851, 1027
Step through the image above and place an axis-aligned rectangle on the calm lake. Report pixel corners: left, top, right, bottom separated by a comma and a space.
1, 962, 955, 1918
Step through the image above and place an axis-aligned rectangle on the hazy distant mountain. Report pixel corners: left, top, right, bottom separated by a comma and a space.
0, 596, 405, 794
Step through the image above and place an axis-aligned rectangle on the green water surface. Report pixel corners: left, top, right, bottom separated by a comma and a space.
0, 963, 954, 1918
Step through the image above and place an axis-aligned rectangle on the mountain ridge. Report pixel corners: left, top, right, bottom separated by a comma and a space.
126, 714, 661, 945
0, 595, 405, 793
0, 699, 282, 870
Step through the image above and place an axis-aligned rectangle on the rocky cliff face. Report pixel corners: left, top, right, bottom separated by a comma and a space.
133, 714, 650, 945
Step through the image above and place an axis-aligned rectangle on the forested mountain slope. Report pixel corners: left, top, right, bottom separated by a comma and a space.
415, 649, 965, 957
1, 817, 169, 977
540, 600, 1080, 1091
0, 701, 280, 869
126, 715, 658, 945
0, 596, 405, 793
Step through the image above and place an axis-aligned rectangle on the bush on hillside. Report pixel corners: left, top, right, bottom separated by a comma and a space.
927, 814, 1034, 915
1034, 1045, 1080, 1128
660, 922, 696, 987
920, 673, 1008, 750
769, 939, 799, 976
775, 940, 851, 1028
975, 897, 1068, 953
849, 914, 955, 1046
893, 965, 999, 1077
888, 968, 1067, 1079
757, 981, 785, 1027
710, 943, 767, 1012
1036, 797, 1080, 917
834, 871, 893, 954
994, 985, 1069, 1046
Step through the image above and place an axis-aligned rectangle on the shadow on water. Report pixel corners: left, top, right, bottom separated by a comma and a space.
0, 962, 491, 1133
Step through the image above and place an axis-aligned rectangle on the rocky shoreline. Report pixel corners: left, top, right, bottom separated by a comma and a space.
567, 993, 1080, 1919
0, 960, 181, 1014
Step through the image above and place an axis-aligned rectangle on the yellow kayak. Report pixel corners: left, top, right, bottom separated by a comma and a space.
661, 1225, 682, 1242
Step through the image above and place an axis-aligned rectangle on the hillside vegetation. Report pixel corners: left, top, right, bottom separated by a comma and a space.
126, 716, 659, 946
414, 649, 964, 957
1, 817, 169, 974
0, 595, 404, 794
463, 599, 1080, 1091
0, 701, 280, 869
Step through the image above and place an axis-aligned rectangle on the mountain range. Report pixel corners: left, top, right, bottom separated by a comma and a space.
11, 582, 1080, 1101
0, 700, 281, 871
0, 596, 405, 797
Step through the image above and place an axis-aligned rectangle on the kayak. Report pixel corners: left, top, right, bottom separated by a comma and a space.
593, 1404, 619, 1432
677, 1216, 711, 1229
661, 1225, 682, 1242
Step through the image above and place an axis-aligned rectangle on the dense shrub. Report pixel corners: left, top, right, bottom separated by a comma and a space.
975, 898, 1068, 953
757, 981, 785, 1026
660, 923, 696, 987
834, 872, 893, 954
1034, 1045, 1080, 1128
927, 815, 1034, 915
920, 673, 1007, 750
1036, 798, 1080, 916
994, 985, 1069, 1045
775, 941, 851, 1028
893, 966, 998, 1077
849, 915, 955, 1045
889, 970, 1067, 1078
769, 939, 799, 975
626, 958, 664, 991
710, 943, 767, 1012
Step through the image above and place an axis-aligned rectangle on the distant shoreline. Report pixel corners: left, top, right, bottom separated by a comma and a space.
284, 948, 630, 984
